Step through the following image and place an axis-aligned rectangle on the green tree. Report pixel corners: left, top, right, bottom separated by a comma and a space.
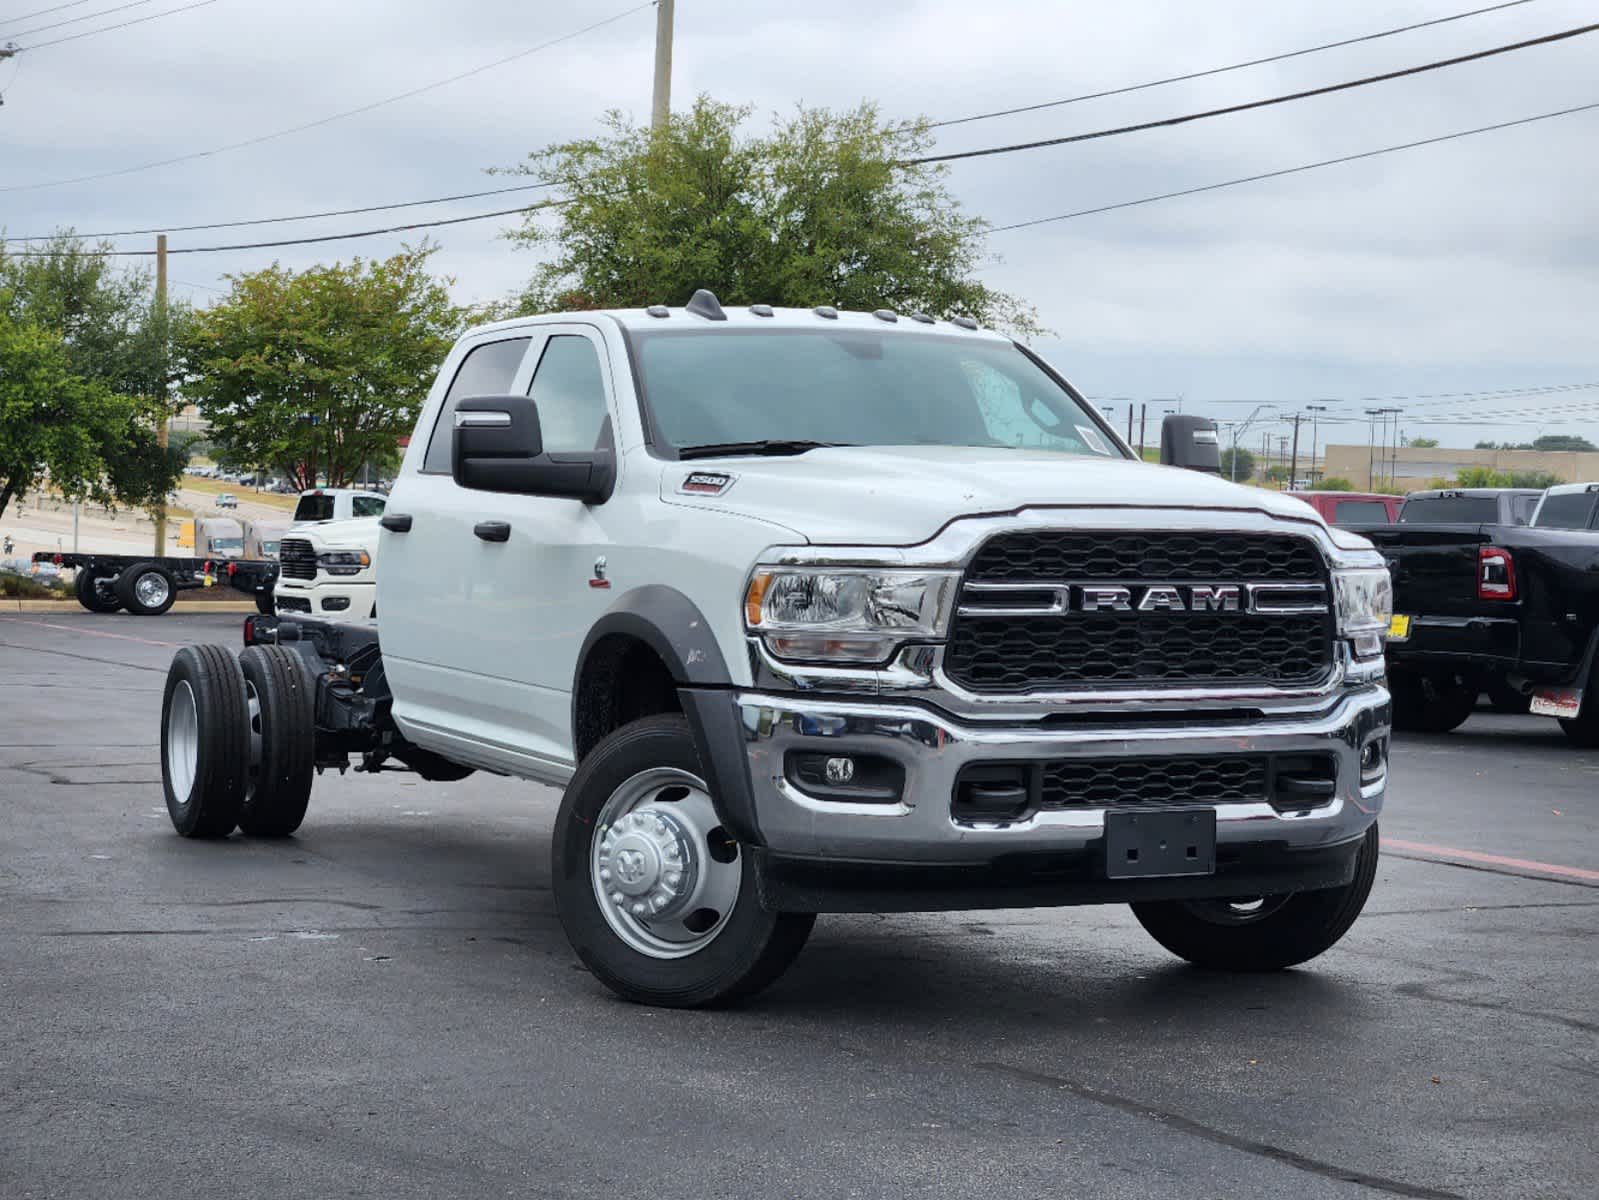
1531, 434, 1595, 452
183, 247, 462, 489
1408, 437, 1438, 448
1318, 477, 1355, 491
0, 235, 186, 518
1457, 466, 1511, 487
1219, 446, 1256, 480
497, 97, 1039, 332
0, 314, 123, 518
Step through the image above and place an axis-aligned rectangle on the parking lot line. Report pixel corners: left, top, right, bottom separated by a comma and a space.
1385, 837, 1599, 884
5, 617, 181, 648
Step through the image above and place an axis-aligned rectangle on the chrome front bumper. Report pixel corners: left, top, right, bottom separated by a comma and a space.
736, 686, 1389, 863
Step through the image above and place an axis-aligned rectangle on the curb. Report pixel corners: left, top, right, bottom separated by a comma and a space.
1, 599, 260, 614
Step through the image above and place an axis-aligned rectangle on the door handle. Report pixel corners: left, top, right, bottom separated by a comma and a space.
474, 521, 511, 543
379, 513, 412, 533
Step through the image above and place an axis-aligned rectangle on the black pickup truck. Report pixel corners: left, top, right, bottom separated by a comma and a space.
1359, 487, 1599, 743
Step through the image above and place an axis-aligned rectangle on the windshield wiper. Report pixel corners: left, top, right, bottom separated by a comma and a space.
677, 439, 852, 460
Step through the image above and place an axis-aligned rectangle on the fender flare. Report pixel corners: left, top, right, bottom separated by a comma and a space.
572, 587, 762, 845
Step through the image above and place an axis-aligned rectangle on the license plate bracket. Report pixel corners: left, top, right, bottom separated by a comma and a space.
1531, 687, 1583, 719
1105, 808, 1217, 879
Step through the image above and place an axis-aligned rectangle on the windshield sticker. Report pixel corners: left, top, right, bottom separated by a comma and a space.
1075, 425, 1112, 456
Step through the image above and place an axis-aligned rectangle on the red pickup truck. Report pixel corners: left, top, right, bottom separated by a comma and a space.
1288, 491, 1401, 527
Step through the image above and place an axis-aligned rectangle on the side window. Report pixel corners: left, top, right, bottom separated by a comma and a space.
351, 496, 386, 518
422, 338, 532, 473
1533, 492, 1595, 529
529, 335, 610, 453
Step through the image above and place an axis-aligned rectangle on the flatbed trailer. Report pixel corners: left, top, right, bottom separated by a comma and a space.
36, 550, 279, 616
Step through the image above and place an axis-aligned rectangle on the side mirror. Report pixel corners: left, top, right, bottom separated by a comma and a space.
451, 394, 615, 503
1159, 415, 1222, 474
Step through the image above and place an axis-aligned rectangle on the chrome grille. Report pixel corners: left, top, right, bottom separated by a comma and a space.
278, 537, 317, 580
944, 531, 1333, 692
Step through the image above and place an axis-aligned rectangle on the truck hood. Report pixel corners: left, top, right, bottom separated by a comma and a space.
295, 515, 382, 551
660, 446, 1332, 546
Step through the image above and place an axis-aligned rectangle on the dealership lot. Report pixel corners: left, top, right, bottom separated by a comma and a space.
1, 612, 1594, 1200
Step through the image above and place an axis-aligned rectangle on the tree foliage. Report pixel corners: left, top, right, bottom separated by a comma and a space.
1474, 435, 1596, 452
1407, 437, 1438, 448
1455, 466, 1563, 489
497, 97, 1039, 333
183, 247, 461, 489
0, 235, 186, 520
1219, 446, 1256, 480
1318, 477, 1355, 491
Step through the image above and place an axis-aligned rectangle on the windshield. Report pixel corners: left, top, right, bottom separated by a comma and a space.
211, 538, 244, 552
1533, 492, 1596, 529
632, 329, 1123, 459
293, 494, 335, 522
1399, 495, 1499, 524
259, 541, 280, 557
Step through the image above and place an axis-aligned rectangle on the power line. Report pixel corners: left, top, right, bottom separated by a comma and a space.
10, 97, 1597, 258
2, 193, 583, 255
4, 178, 563, 241
5, 0, 168, 40
907, 22, 1599, 167
1204, 382, 1599, 408
0, 1, 656, 191
986, 99, 1599, 232
0, 1, 95, 30
925, 0, 1542, 131
12, 0, 219, 52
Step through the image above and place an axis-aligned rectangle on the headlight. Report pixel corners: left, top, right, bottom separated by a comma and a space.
745, 568, 958, 664
318, 548, 371, 577
1333, 566, 1392, 660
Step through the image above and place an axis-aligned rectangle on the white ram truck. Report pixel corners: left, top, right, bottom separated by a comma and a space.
272, 516, 380, 619
155, 291, 1393, 1007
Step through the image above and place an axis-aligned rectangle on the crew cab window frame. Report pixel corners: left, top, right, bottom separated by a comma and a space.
420, 336, 536, 475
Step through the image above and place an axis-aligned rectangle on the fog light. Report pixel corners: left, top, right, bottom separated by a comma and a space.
321, 596, 351, 612
1359, 737, 1387, 784
825, 756, 855, 785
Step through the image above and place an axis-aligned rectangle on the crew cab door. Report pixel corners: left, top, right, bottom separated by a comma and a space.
380, 324, 625, 779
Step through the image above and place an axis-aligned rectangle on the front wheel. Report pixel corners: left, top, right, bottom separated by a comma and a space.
115, 561, 177, 616
1130, 824, 1380, 971
552, 715, 814, 1007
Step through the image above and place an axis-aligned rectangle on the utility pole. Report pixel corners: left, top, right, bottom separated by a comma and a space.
1138, 403, 1147, 459
1364, 408, 1381, 489
651, 0, 674, 131
154, 234, 169, 557
1288, 414, 1302, 489
1306, 404, 1327, 483
1385, 407, 1403, 489
1125, 404, 1134, 444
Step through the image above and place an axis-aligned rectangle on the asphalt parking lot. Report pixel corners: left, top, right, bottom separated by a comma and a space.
2, 612, 1595, 1200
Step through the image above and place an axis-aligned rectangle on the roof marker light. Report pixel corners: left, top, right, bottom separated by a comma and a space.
813, 305, 838, 319
951, 316, 979, 330
908, 311, 934, 324
749, 304, 774, 317
872, 309, 898, 323
645, 305, 670, 318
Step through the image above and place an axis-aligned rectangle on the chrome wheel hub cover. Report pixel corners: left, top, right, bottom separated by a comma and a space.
597, 807, 697, 920
135, 572, 170, 608
589, 767, 743, 960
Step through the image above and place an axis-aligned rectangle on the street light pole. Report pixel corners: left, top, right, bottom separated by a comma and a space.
1306, 404, 1328, 484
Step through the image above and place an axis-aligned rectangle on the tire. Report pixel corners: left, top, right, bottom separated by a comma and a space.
254, 589, 276, 616
114, 561, 177, 616
74, 565, 122, 613
1558, 657, 1599, 747
237, 645, 315, 836
160, 645, 249, 837
1389, 671, 1477, 733
551, 714, 814, 1008
1131, 823, 1380, 971
1486, 677, 1532, 715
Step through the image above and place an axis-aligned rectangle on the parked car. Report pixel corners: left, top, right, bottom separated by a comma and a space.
156, 292, 1391, 1008
1288, 491, 1401, 527
1529, 482, 1599, 529
216, 492, 239, 509
1361, 487, 1599, 740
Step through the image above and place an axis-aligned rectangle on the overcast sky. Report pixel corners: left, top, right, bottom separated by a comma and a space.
3, 0, 1597, 454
